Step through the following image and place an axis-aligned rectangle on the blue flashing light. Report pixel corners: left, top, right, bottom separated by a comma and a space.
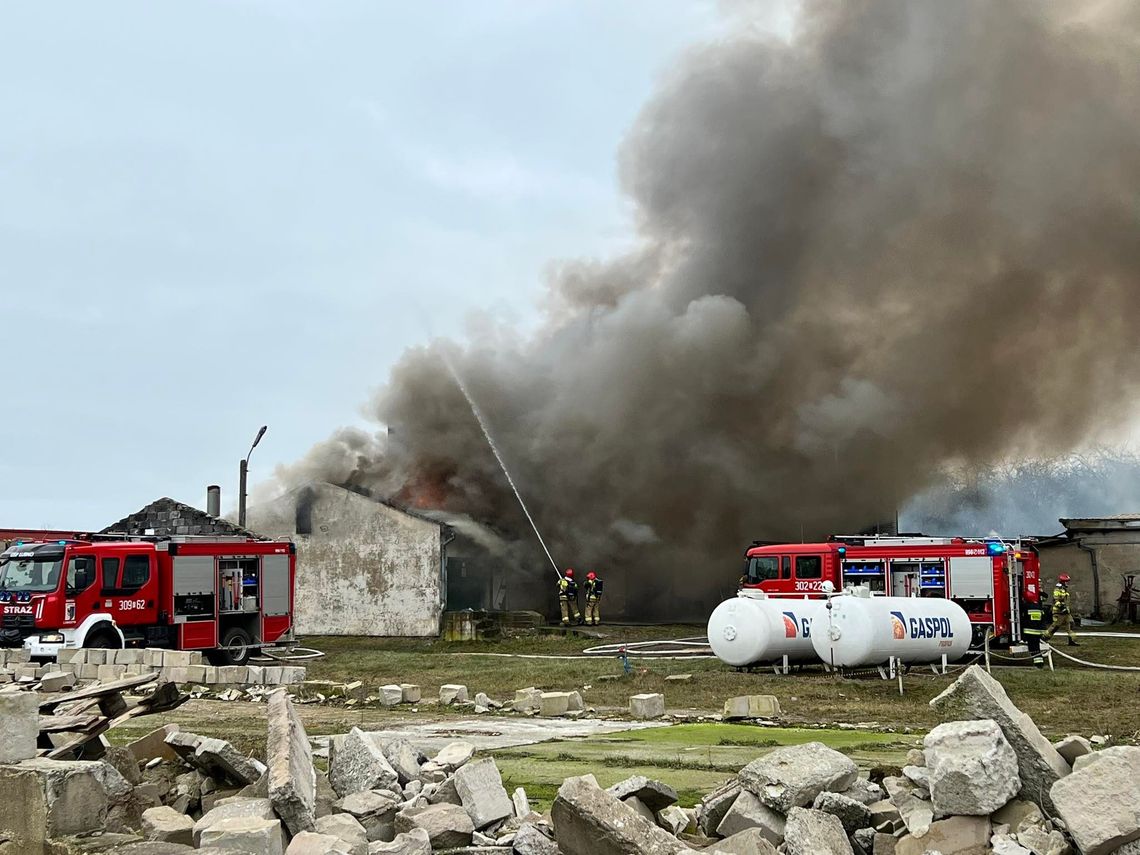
985, 540, 1007, 556
58, 540, 67, 545
837, 546, 847, 556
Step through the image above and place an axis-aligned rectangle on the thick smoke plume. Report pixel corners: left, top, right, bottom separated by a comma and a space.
283, 1, 1140, 619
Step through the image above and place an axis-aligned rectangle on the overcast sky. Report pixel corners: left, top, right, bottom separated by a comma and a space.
1, 2, 810, 529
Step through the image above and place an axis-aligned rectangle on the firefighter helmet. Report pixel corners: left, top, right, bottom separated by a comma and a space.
564, 568, 574, 578
587, 571, 596, 580
1058, 573, 1071, 583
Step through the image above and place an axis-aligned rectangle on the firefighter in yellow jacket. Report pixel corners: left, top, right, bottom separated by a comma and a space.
584, 571, 603, 626
558, 568, 582, 626
1043, 574, 1079, 646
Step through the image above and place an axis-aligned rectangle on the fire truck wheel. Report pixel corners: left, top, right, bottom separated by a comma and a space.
84, 627, 121, 649
216, 627, 253, 666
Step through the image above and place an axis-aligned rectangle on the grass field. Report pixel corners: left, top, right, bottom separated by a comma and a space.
108, 623, 1140, 809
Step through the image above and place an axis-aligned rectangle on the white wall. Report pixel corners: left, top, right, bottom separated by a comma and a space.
248, 483, 443, 636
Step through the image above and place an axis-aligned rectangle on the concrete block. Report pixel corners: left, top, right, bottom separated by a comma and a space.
55, 648, 84, 665
783, 806, 852, 855
0, 692, 39, 762
98, 663, 126, 682
85, 649, 108, 666
895, 815, 991, 855
114, 648, 142, 665
128, 725, 181, 763
439, 684, 468, 704
930, 664, 1070, 813
394, 803, 474, 850
1051, 745, 1140, 855
313, 812, 368, 852
185, 664, 207, 684
551, 775, 689, 855
380, 684, 404, 706
216, 665, 248, 684
716, 788, 785, 844
162, 650, 195, 668
453, 757, 513, 830
382, 738, 427, 785
199, 816, 286, 855
142, 805, 195, 845
200, 665, 220, 684
400, 684, 422, 703
261, 666, 284, 685
280, 666, 306, 684
924, 719, 1020, 816
431, 741, 475, 771
193, 737, 267, 786
164, 667, 190, 684
629, 693, 665, 719
267, 689, 316, 836
740, 742, 859, 813
723, 694, 781, 720
192, 797, 276, 845
540, 692, 571, 717
286, 830, 357, 854
78, 663, 100, 680
0, 757, 109, 848
244, 664, 263, 684
333, 790, 400, 842
1054, 734, 1093, 766
513, 687, 543, 712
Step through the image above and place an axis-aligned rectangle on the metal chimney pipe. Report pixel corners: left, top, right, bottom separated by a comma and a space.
206, 485, 221, 518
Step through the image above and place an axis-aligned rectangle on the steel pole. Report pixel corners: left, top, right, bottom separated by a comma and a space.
238, 458, 248, 528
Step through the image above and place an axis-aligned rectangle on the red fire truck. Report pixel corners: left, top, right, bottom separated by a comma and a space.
740, 535, 1041, 645
0, 536, 296, 665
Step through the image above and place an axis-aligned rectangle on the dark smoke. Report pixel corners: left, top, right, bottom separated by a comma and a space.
281, 1, 1140, 619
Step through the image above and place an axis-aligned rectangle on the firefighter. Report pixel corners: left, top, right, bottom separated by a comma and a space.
584, 571, 603, 625
1021, 601, 1046, 668
558, 568, 582, 626
1042, 574, 1079, 646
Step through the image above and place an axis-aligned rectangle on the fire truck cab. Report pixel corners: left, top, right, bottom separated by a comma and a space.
741, 535, 1041, 646
0, 536, 296, 665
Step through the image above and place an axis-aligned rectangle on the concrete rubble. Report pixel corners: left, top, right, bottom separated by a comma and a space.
0, 661, 1131, 855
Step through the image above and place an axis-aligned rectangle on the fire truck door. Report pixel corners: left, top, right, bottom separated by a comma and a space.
101, 555, 160, 628
261, 554, 291, 642
172, 555, 217, 649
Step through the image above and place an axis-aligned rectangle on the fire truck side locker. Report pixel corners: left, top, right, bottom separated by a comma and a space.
171, 554, 218, 649
261, 552, 292, 642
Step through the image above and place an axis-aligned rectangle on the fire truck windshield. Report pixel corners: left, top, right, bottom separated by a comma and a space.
0, 551, 64, 593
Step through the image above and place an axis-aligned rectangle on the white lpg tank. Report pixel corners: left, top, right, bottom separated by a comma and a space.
811, 588, 972, 667
707, 590, 827, 666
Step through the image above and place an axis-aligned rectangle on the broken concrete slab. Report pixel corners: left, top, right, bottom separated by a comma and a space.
141, 806, 194, 846
513, 821, 560, 855
706, 826, 778, 855
924, 719, 1020, 816
895, 815, 991, 855
606, 775, 679, 813
368, 827, 432, 854
199, 815, 286, 855
267, 688, 317, 836
330, 727, 400, 798
813, 790, 873, 835
882, 777, 933, 838
314, 812, 369, 854
431, 741, 475, 771
783, 806, 854, 855
0, 692, 39, 763
1050, 744, 1140, 855
739, 742, 859, 812
629, 693, 665, 719
333, 790, 399, 842
1053, 734, 1093, 766
285, 830, 357, 854
625, 795, 657, 824
453, 757, 513, 830
723, 695, 781, 720
715, 788, 785, 844
657, 804, 690, 836
697, 779, 741, 837
191, 797, 276, 846
393, 802, 475, 850
930, 665, 1070, 813
842, 778, 885, 806
381, 738, 427, 786
550, 775, 689, 855
512, 786, 530, 818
